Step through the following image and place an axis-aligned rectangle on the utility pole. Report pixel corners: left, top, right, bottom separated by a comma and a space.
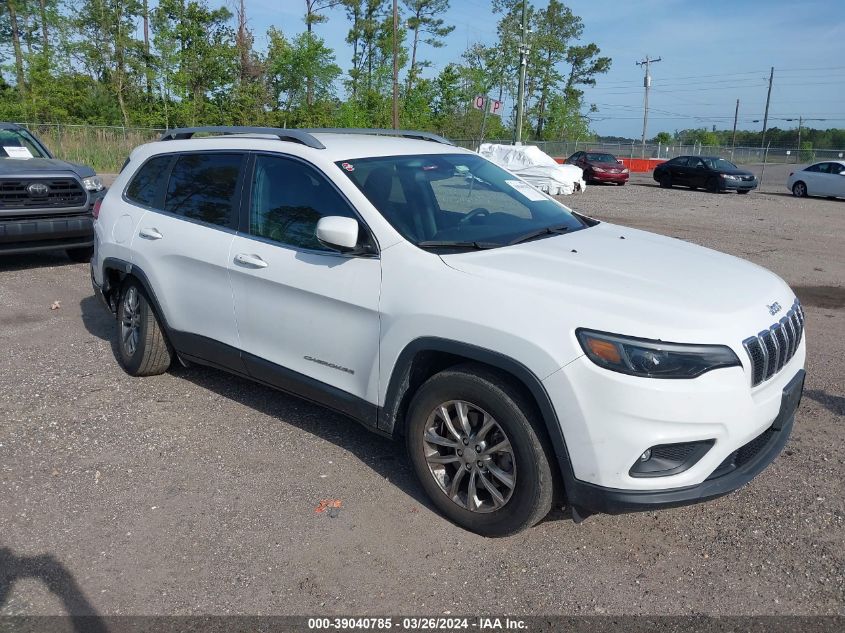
731, 99, 739, 160
392, 0, 399, 129
797, 115, 802, 162
761, 66, 774, 148
636, 55, 661, 158
514, 0, 529, 144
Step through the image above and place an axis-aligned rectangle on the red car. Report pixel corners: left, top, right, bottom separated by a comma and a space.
565, 151, 629, 185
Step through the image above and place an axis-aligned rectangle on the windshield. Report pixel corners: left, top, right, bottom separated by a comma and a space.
585, 153, 618, 163
337, 153, 587, 249
0, 128, 49, 159
702, 157, 737, 171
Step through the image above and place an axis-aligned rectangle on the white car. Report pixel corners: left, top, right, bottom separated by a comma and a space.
788, 160, 845, 199
92, 127, 806, 536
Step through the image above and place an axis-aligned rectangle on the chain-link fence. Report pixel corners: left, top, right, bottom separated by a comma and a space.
454, 138, 845, 165
12, 123, 845, 172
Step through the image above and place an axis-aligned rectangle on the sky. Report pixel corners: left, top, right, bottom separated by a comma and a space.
243, 0, 845, 139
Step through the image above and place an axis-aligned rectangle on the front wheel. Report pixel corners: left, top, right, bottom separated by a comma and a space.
737, 189, 750, 195
406, 365, 554, 537
658, 173, 672, 188
116, 281, 173, 377
706, 177, 720, 193
792, 181, 808, 197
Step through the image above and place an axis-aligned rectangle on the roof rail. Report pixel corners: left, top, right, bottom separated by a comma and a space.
303, 128, 454, 146
157, 126, 455, 148
159, 126, 326, 149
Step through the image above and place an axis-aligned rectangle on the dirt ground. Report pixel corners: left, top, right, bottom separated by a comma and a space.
0, 169, 843, 618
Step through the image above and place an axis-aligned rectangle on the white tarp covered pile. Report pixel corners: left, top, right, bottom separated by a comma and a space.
478, 143, 586, 195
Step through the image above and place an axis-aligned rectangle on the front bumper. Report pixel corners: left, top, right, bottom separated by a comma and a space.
543, 338, 805, 511
0, 212, 94, 254
588, 170, 629, 183
721, 177, 757, 191
566, 369, 804, 513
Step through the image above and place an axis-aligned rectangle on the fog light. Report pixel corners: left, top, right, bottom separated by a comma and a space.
629, 440, 715, 478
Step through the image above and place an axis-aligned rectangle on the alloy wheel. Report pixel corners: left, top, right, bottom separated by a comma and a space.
422, 400, 516, 513
120, 286, 141, 357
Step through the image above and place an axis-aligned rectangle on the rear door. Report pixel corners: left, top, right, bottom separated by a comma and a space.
228, 153, 382, 411
130, 151, 246, 368
672, 157, 691, 185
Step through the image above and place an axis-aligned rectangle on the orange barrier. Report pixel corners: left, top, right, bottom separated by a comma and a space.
554, 157, 667, 173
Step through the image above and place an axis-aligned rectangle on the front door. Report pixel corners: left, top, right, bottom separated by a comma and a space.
228, 153, 382, 415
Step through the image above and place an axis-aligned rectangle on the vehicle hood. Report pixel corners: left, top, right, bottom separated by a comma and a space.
0, 157, 96, 178
721, 168, 754, 177
439, 222, 795, 343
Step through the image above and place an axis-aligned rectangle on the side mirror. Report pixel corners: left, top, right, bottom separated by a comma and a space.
316, 216, 359, 252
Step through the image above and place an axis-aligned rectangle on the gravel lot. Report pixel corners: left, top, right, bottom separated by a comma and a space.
1, 167, 843, 618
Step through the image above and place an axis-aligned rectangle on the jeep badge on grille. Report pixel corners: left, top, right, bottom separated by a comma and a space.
767, 302, 782, 316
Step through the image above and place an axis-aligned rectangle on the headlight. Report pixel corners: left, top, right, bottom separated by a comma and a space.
592, 166, 606, 173
576, 329, 741, 378
622, 168, 629, 173
722, 174, 739, 180
82, 175, 104, 191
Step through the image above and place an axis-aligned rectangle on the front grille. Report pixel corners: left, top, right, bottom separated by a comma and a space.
742, 300, 804, 387
708, 426, 777, 479
0, 178, 87, 209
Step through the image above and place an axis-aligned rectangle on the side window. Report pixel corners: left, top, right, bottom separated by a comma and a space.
164, 153, 243, 227
805, 163, 822, 173
249, 155, 358, 251
125, 155, 173, 208
817, 163, 832, 174
669, 157, 687, 167
830, 163, 845, 175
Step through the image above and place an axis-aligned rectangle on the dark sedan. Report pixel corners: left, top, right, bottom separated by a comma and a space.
565, 151, 629, 185
653, 155, 757, 194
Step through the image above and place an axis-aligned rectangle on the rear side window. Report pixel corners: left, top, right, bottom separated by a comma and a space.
125, 155, 172, 207
164, 153, 243, 227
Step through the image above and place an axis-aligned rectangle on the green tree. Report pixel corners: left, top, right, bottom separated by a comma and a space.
402, 0, 453, 93
265, 28, 340, 126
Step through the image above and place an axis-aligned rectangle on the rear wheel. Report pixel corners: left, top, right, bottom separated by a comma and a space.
116, 281, 173, 377
66, 246, 93, 263
406, 365, 554, 537
792, 181, 808, 197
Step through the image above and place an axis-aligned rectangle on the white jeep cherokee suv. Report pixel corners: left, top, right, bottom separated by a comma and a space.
92, 127, 806, 536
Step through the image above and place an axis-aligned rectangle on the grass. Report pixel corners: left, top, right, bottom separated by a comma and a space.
24, 124, 163, 173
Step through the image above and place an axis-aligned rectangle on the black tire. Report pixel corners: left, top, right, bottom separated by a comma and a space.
618, 181, 626, 186
405, 364, 555, 537
116, 280, 173, 377
66, 246, 93, 263
737, 189, 750, 195
706, 177, 720, 193
792, 181, 808, 197
658, 172, 672, 188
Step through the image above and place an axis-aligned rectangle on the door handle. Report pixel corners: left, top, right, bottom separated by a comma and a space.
234, 253, 269, 269
139, 227, 163, 240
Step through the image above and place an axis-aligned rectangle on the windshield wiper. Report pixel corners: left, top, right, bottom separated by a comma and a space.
507, 224, 573, 246
417, 240, 499, 250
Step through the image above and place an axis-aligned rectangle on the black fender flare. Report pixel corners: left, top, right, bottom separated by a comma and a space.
101, 257, 172, 332
380, 337, 576, 494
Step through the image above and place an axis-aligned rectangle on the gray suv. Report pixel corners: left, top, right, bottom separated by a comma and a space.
0, 123, 106, 262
